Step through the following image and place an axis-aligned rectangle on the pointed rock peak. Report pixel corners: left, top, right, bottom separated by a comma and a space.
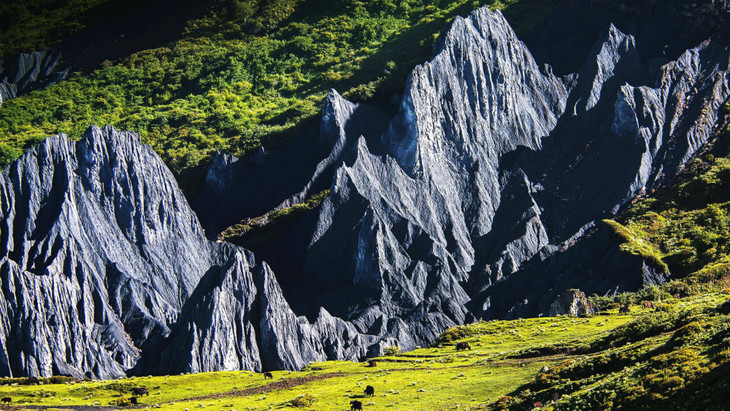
605, 23, 636, 50
324, 88, 344, 104
355, 135, 371, 157
320, 89, 357, 146
75, 124, 147, 166
83, 124, 136, 145
469, 8, 513, 37
581, 23, 639, 111
315, 306, 334, 322
435, 8, 517, 55
322, 89, 354, 117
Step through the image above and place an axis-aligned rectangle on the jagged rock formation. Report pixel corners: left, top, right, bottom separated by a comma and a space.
0, 50, 68, 105
0, 126, 376, 378
2, 5, 730, 378
198, 7, 729, 352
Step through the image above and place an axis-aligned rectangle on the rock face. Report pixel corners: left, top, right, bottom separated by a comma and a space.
549, 289, 595, 317
2, 5, 730, 378
0, 50, 69, 105
0, 126, 374, 377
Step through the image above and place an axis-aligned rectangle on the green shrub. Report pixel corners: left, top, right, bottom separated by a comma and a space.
0, 143, 20, 167
288, 393, 317, 407
383, 345, 401, 356
603, 219, 669, 274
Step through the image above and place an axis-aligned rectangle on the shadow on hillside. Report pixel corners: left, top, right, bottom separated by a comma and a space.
57, 0, 215, 72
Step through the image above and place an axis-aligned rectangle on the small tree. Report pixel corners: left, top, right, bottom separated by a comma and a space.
383, 345, 401, 356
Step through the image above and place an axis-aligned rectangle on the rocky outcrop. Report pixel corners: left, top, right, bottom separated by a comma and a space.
0, 126, 378, 378
0, 125, 208, 378
219, 7, 728, 351
146, 244, 375, 374
549, 289, 595, 317
0, 50, 68, 105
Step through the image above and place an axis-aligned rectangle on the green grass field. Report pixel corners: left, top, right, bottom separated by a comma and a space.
6, 294, 726, 411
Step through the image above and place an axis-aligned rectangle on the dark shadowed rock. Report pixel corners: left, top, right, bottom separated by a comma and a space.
0, 50, 68, 105
192, 90, 390, 238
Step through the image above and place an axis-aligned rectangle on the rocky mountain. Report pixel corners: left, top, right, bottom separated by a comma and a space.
0, 4, 729, 378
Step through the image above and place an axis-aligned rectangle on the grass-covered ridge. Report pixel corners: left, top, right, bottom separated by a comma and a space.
0, 293, 725, 410
218, 189, 329, 247
493, 293, 730, 410
0, 0, 564, 180
600, 116, 730, 293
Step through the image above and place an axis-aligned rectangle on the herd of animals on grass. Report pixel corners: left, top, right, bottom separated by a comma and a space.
1, 287, 727, 410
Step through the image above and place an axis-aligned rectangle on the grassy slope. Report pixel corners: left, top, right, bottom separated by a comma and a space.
495, 293, 730, 410
0, 0, 564, 181
0, 293, 726, 410
0, 305, 637, 410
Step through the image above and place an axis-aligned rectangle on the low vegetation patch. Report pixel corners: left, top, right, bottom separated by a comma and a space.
218, 189, 328, 246
492, 294, 730, 410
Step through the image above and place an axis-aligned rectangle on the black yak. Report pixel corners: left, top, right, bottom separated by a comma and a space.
131, 387, 149, 396
455, 342, 471, 351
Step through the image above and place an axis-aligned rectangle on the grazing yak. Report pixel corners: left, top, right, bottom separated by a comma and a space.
365, 385, 375, 396
130, 397, 138, 405
263, 372, 273, 379
1, 397, 11, 404
455, 342, 471, 351
619, 305, 630, 314
367, 360, 377, 367
131, 387, 149, 396
350, 399, 363, 410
